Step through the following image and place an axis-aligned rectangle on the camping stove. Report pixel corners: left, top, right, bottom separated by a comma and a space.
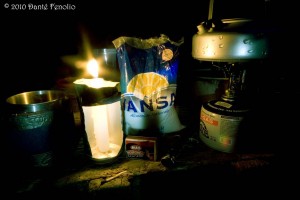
192, 17, 272, 153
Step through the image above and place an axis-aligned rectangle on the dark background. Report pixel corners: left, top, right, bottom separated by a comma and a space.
1, 0, 291, 106
0, 1, 295, 189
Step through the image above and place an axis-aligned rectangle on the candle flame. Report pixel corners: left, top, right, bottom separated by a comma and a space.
87, 59, 99, 78
61, 29, 103, 78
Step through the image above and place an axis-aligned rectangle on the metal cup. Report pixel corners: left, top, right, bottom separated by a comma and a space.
3, 90, 76, 168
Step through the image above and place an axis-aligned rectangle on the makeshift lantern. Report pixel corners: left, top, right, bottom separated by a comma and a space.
74, 59, 124, 164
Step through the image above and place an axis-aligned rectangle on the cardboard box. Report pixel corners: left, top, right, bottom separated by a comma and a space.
125, 136, 158, 161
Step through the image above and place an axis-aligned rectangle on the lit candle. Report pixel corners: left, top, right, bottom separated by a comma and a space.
74, 58, 121, 160
74, 77, 117, 88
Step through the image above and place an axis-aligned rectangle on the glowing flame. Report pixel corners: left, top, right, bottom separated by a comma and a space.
65, 28, 119, 90
86, 58, 104, 88
61, 28, 104, 78
87, 59, 99, 78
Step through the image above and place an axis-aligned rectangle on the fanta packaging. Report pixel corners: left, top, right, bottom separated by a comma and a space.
113, 34, 185, 137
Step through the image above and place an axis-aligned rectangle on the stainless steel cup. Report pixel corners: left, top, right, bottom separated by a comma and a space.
4, 90, 76, 168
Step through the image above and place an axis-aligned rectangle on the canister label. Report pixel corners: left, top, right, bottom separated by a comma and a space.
199, 106, 244, 153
